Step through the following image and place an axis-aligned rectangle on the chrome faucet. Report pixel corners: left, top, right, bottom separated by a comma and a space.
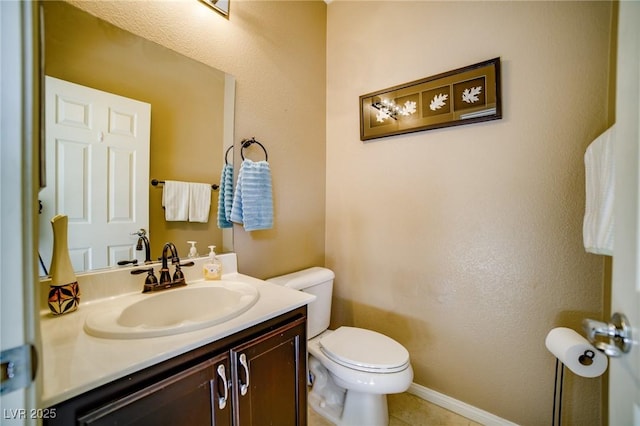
131, 242, 194, 293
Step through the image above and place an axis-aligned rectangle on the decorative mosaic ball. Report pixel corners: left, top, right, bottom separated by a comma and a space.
48, 282, 80, 315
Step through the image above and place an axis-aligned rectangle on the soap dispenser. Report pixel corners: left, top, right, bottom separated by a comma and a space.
203, 245, 222, 280
187, 241, 198, 258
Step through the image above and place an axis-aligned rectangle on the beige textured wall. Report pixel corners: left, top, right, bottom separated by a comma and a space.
326, 2, 612, 425
66, 0, 327, 278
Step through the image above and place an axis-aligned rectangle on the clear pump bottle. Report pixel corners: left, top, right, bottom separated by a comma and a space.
203, 245, 222, 280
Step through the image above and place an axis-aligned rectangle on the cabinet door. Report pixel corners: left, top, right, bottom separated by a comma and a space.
77, 357, 225, 426
231, 317, 307, 426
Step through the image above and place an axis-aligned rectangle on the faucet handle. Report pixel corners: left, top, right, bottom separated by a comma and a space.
172, 261, 194, 282
131, 267, 158, 291
145, 270, 158, 285
173, 261, 183, 279
173, 268, 185, 282
131, 267, 152, 276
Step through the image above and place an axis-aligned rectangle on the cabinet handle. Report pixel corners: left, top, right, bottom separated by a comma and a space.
216, 364, 229, 409
238, 353, 250, 396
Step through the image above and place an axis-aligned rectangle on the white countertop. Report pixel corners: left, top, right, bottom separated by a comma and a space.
40, 256, 314, 408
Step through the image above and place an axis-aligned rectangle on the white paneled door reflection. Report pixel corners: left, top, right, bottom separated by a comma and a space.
40, 76, 150, 272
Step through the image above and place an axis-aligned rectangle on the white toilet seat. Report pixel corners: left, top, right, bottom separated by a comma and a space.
319, 326, 410, 373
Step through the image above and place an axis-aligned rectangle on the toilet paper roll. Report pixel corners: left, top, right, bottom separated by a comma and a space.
545, 327, 608, 378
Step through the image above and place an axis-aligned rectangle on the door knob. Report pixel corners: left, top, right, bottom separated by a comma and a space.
582, 312, 633, 357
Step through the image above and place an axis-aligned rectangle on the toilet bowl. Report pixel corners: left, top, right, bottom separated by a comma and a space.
308, 328, 413, 425
267, 267, 413, 426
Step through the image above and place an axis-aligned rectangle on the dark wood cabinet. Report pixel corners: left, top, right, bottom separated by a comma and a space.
232, 317, 306, 426
46, 307, 307, 426
76, 356, 225, 426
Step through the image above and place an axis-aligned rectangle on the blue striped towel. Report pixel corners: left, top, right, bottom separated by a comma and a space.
217, 163, 234, 228
230, 159, 273, 231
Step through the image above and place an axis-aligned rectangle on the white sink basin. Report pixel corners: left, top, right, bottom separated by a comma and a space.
84, 281, 259, 339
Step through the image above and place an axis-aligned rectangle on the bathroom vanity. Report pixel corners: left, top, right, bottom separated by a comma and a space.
39, 254, 313, 425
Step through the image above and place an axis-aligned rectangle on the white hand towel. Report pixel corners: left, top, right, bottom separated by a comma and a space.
189, 182, 212, 223
162, 180, 190, 221
583, 125, 615, 255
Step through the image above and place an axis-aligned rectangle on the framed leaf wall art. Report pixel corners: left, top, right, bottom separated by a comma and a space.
359, 57, 502, 141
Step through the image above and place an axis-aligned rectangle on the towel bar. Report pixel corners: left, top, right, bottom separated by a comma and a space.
151, 179, 219, 191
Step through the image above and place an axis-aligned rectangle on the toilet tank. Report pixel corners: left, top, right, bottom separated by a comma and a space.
266, 267, 334, 339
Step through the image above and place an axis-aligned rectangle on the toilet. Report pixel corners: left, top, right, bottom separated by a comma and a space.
267, 267, 413, 426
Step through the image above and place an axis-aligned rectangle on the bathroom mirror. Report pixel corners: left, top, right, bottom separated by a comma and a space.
39, 1, 235, 275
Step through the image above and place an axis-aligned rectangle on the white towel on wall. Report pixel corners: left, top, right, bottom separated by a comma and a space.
583, 125, 615, 255
189, 182, 212, 223
162, 180, 190, 221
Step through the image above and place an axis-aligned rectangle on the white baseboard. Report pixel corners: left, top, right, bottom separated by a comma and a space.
407, 383, 519, 426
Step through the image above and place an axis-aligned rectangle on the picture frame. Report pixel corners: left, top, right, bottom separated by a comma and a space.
359, 57, 502, 141
199, 0, 230, 17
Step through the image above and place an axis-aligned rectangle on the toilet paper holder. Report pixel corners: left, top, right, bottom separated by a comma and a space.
582, 312, 633, 357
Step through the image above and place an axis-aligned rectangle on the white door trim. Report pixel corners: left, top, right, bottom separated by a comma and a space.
1, 1, 40, 424
609, 1, 640, 425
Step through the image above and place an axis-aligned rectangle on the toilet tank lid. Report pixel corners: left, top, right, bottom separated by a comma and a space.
266, 267, 334, 290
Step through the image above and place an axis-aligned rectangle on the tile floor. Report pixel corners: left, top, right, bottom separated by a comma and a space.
307, 392, 482, 426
